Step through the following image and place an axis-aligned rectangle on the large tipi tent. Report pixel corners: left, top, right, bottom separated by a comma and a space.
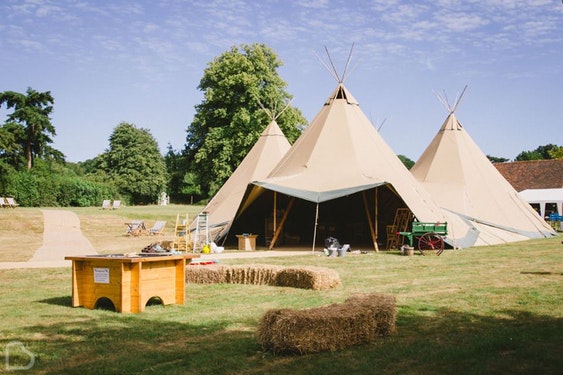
410, 90, 556, 246
189, 118, 291, 243
228, 82, 470, 250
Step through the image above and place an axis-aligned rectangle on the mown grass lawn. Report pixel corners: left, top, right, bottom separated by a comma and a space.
0, 207, 561, 374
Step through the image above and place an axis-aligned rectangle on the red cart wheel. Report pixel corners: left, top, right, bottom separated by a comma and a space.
418, 232, 444, 256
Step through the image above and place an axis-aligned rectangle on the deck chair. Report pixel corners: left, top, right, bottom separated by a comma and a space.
101, 199, 111, 209
112, 200, 121, 209
0, 198, 6, 208
125, 220, 146, 236
5, 197, 19, 208
148, 221, 166, 235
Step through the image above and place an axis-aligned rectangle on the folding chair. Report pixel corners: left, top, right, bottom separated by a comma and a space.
5, 197, 19, 208
148, 221, 166, 235
125, 220, 146, 236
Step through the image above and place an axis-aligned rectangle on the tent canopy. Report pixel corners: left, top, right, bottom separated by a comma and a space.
254, 84, 447, 222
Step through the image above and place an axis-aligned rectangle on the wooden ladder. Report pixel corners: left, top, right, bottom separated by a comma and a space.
173, 213, 190, 252
386, 208, 412, 250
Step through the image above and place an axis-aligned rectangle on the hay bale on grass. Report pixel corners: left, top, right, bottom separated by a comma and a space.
276, 266, 341, 290
345, 293, 397, 336
257, 292, 396, 355
224, 264, 283, 285
185, 264, 341, 290
185, 265, 225, 284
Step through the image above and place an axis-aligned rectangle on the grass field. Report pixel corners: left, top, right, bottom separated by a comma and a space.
0, 207, 561, 374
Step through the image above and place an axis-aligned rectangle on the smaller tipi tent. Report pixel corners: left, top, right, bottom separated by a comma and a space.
410, 89, 556, 246
189, 118, 291, 243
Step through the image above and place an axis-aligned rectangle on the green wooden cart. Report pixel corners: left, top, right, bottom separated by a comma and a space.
399, 221, 448, 256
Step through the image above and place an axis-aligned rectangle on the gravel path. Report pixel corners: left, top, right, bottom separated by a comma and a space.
0, 210, 312, 270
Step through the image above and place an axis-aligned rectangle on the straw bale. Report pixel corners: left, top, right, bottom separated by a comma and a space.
257, 293, 396, 355
224, 264, 283, 285
185, 265, 225, 284
185, 264, 341, 290
345, 293, 397, 336
276, 266, 341, 290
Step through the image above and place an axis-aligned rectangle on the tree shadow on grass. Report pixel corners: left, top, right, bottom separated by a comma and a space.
8, 303, 563, 375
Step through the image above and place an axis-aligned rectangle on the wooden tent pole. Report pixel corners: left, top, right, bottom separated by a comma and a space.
374, 187, 379, 252
273, 192, 277, 233
312, 203, 319, 253
269, 197, 295, 250
362, 191, 378, 252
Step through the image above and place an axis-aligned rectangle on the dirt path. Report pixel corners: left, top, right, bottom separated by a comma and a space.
0, 210, 96, 270
31, 209, 97, 261
0, 210, 312, 270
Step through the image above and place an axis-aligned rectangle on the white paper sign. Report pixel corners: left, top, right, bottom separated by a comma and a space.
93, 268, 110, 284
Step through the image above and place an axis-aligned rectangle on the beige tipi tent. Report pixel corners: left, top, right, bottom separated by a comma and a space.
189, 119, 291, 243
410, 92, 556, 246
229, 83, 468, 250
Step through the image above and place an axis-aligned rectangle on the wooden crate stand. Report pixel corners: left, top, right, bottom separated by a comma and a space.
65, 254, 199, 313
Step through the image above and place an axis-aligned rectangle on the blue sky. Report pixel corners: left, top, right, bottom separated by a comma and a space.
1, 0, 562, 162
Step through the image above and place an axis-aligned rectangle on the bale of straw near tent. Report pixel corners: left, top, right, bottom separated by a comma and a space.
257, 293, 396, 355
185, 265, 226, 284
345, 293, 397, 336
185, 264, 341, 290
223, 264, 284, 286
276, 266, 341, 290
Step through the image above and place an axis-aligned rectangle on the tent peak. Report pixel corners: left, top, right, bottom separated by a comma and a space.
314, 43, 357, 84
325, 83, 360, 106
435, 85, 468, 114
257, 98, 293, 121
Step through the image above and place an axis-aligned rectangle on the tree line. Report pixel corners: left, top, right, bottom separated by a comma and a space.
1, 43, 561, 207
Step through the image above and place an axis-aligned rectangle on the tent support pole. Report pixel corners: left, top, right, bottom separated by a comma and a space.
363, 191, 378, 252
269, 197, 295, 250
273, 191, 277, 234
375, 187, 379, 252
312, 203, 319, 253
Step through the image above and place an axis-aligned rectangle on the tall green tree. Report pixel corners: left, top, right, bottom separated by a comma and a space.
0, 124, 21, 172
184, 43, 307, 200
515, 144, 560, 161
547, 146, 563, 159
398, 155, 415, 170
0, 88, 59, 169
105, 122, 168, 204
487, 155, 509, 163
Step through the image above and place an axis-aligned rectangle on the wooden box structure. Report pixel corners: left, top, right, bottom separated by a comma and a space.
236, 234, 258, 250
65, 254, 199, 313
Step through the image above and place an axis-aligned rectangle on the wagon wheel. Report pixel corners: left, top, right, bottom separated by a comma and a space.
418, 232, 444, 256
